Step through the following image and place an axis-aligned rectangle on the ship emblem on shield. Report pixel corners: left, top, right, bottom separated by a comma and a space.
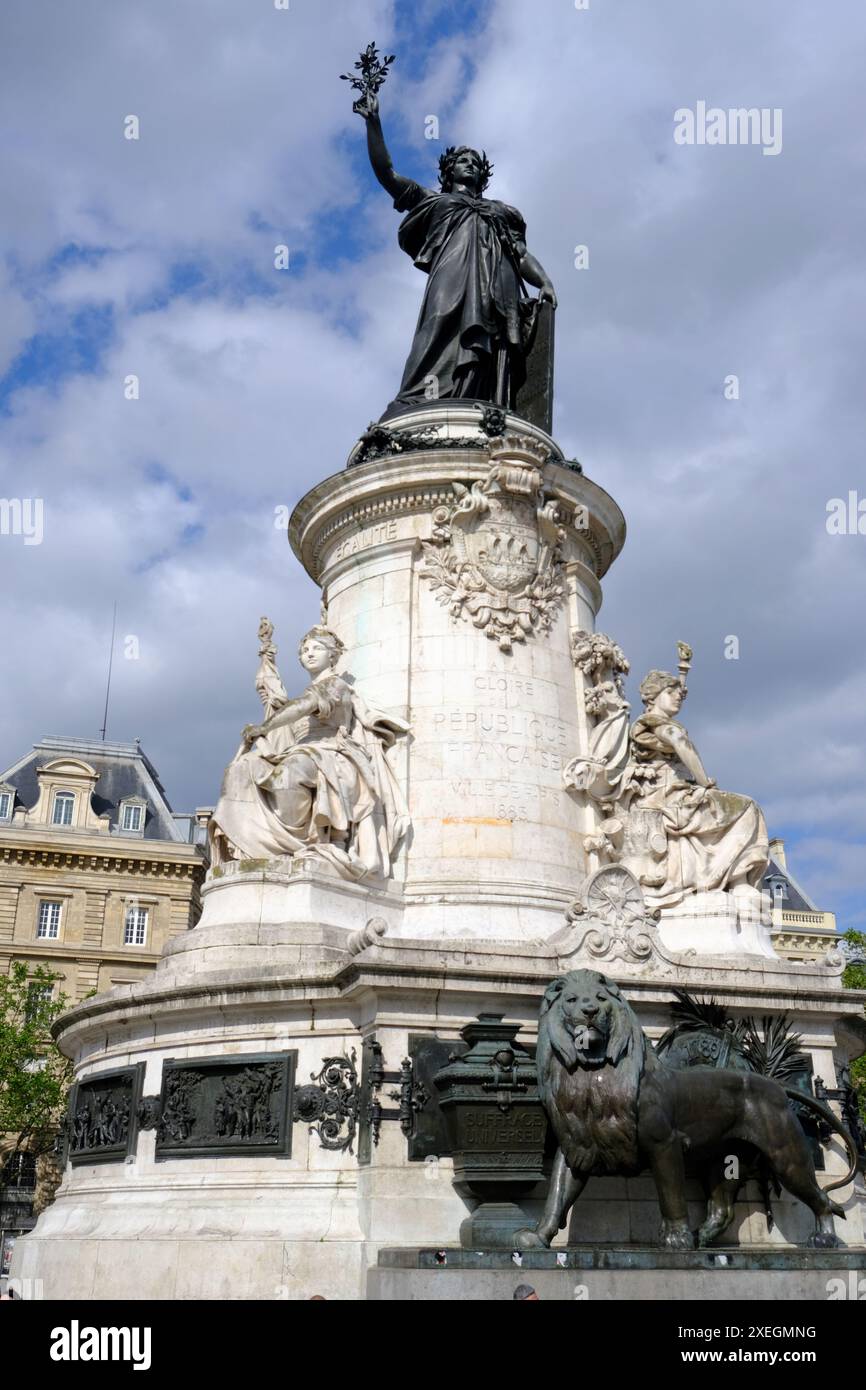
472, 494, 538, 593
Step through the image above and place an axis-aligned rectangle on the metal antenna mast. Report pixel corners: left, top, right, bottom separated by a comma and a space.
99, 601, 118, 741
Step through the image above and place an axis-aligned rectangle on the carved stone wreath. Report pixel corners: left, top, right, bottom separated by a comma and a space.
419, 434, 566, 651
582, 864, 648, 928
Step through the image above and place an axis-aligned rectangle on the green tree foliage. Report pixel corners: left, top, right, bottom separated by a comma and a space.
843, 929, 866, 991
0, 962, 72, 1148
842, 929, 866, 1125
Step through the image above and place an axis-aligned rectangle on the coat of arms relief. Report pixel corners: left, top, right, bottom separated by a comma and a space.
418, 433, 566, 651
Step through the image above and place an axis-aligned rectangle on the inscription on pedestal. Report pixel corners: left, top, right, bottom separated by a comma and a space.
331, 518, 398, 562
433, 709, 567, 744
425, 705, 572, 779
448, 779, 562, 822
472, 674, 538, 701
456, 1106, 548, 1151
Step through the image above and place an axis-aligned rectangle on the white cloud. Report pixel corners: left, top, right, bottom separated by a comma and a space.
0, 0, 864, 925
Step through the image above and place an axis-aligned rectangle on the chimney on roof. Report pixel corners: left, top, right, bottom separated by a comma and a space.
769, 837, 786, 869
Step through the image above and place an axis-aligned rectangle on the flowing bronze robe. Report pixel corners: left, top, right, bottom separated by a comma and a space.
386, 180, 532, 414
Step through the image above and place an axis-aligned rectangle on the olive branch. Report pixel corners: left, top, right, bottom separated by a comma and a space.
340, 43, 396, 113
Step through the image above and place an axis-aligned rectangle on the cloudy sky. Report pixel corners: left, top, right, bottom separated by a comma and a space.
0, 1, 863, 926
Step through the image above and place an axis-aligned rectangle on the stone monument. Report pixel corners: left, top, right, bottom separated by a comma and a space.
11, 46, 865, 1302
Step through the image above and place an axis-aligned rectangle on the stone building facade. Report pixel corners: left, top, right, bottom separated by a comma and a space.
0, 735, 208, 1273
764, 837, 839, 963
0, 736, 208, 1002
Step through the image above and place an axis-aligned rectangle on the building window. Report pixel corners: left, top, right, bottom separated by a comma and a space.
124, 905, 149, 946
121, 802, 144, 833
0, 791, 11, 820
24, 984, 54, 1023
1, 1152, 37, 1190
37, 900, 62, 939
51, 791, 75, 826
772, 880, 788, 903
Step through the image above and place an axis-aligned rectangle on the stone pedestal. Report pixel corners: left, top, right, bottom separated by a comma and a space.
658, 889, 776, 959
172, 859, 403, 975
11, 411, 866, 1302
289, 409, 625, 942
369, 1246, 866, 1301
11, 916, 865, 1300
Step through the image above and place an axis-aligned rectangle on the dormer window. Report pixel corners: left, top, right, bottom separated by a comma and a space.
119, 798, 146, 835
0, 790, 12, 821
31, 757, 109, 834
51, 791, 75, 826
771, 879, 788, 903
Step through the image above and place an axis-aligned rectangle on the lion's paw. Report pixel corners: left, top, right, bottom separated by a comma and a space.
659, 1221, 696, 1251
805, 1230, 845, 1250
513, 1227, 550, 1250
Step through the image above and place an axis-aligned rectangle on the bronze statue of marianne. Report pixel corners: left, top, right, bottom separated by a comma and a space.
344, 46, 557, 422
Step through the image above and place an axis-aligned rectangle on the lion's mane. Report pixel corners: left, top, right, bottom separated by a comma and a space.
536, 971, 648, 1176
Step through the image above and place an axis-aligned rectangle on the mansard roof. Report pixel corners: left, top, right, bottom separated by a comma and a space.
762, 851, 820, 914
0, 736, 191, 843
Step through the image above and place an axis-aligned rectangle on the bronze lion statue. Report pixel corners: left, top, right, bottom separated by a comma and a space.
515, 970, 858, 1250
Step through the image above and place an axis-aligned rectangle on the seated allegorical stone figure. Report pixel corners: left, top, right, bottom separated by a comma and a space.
565, 635, 769, 915
209, 623, 410, 881
619, 668, 769, 910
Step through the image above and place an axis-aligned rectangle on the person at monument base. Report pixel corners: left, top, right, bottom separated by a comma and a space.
208, 626, 409, 881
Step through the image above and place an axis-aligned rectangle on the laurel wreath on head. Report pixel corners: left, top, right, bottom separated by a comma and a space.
438, 146, 494, 193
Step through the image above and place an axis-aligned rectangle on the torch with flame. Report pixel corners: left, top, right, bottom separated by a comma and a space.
677, 640, 693, 694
